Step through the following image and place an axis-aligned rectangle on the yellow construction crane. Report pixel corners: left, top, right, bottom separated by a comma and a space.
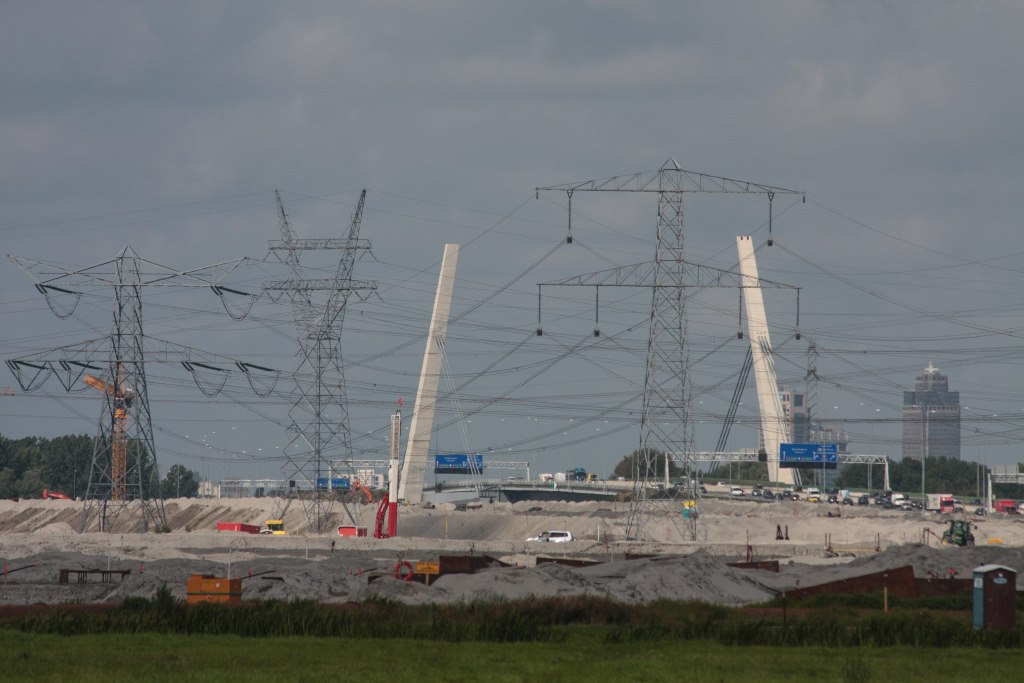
83, 371, 133, 501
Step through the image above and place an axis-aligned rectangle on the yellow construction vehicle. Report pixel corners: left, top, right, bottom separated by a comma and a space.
261, 519, 287, 535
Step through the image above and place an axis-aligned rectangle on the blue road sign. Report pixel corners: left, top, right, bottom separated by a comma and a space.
779, 443, 838, 468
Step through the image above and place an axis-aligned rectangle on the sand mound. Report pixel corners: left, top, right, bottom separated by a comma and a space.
36, 522, 75, 535
2, 497, 1023, 606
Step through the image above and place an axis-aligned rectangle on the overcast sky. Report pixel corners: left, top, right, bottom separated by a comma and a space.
2, 2, 1023, 484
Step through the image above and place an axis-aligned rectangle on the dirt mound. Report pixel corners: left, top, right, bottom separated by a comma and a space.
3, 497, 1024, 607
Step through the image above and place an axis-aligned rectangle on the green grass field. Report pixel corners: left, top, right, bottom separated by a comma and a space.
3, 594, 1022, 681
2, 630, 1023, 683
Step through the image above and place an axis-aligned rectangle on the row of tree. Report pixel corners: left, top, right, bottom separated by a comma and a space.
610, 448, 1024, 499
0, 434, 200, 500
836, 455, 1024, 500
5, 436, 1022, 502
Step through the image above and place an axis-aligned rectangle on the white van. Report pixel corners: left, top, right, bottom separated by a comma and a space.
526, 530, 574, 543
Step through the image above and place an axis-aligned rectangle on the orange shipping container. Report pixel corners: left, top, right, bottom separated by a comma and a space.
186, 574, 242, 604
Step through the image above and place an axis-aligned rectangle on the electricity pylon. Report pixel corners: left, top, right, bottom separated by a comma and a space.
537, 159, 802, 541
262, 190, 377, 532
7, 246, 255, 532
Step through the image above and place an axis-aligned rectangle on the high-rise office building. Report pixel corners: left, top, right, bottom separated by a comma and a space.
779, 384, 847, 488
779, 386, 811, 443
902, 363, 960, 460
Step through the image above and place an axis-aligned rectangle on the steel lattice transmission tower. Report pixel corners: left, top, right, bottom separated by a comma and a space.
537, 159, 802, 540
263, 190, 376, 533
7, 246, 251, 532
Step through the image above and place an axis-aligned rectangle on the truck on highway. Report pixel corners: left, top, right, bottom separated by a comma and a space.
993, 500, 1019, 514
926, 493, 955, 513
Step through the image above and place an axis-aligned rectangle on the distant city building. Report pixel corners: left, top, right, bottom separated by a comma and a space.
807, 422, 848, 489
902, 363, 961, 460
779, 384, 848, 488
780, 386, 811, 443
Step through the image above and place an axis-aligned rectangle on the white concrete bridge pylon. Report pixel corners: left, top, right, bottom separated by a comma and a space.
737, 236, 796, 486
398, 244, 460, 503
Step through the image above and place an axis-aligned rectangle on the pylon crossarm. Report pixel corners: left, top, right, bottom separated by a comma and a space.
9, 251, 252, 289
263, 277, 377, 292
270, 238, 372, 251
537, 159, 803, 196
8, 339, 277, 397
538, 260, 799, 289
7, 338, 109, 392
5, 360, 51, 392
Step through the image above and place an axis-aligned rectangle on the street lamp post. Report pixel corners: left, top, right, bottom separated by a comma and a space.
827, 405, 839, 490
530, 417, 539, 480
922, 409, 934, 503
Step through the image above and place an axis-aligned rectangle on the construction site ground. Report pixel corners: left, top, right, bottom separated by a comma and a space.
1, 495, 1022, 607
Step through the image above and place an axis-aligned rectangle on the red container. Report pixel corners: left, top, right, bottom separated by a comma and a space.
338, 526, 367, 537
216, 522, 261, 534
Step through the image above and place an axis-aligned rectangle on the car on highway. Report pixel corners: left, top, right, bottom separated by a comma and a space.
762, 490, 776, 501
730, 486, 745, 496
526, 530, 574, 543
806, 494, 822, 503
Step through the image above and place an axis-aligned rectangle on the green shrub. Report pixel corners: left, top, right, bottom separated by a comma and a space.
4, 594, 1022, 648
